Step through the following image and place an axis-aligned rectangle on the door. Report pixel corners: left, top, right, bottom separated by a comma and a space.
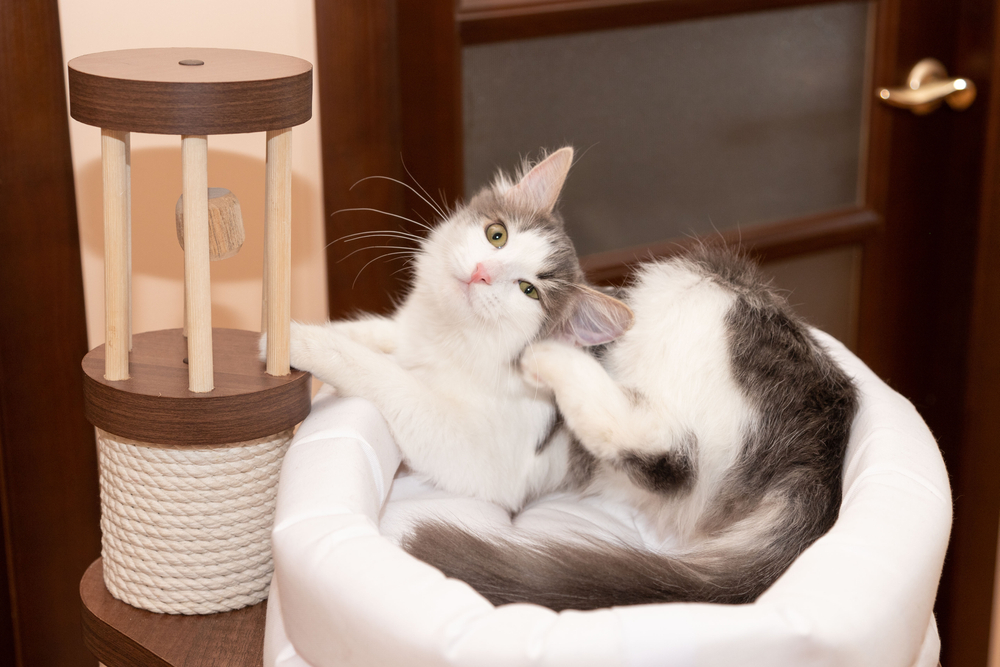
0, 0, 102, 665
314, 1, 1000, 664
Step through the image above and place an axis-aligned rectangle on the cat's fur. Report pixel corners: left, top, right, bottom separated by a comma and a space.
282, 147, 858, 610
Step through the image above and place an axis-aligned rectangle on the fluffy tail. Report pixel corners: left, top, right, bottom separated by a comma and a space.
401, 521, 801, 610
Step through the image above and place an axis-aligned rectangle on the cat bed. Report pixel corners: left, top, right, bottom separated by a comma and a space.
262, 332, 950, 667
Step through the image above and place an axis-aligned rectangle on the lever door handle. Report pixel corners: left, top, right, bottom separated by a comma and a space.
878, 58, 976, 115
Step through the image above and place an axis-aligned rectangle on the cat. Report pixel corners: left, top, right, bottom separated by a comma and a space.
279, 147, 858, 610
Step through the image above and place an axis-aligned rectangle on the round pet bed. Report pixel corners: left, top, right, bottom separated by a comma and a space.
263, 332, 951, 667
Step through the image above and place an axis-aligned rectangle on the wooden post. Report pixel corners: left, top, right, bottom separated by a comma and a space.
264, 128, 292, 376
125, 132, 132, 352
102, 129, 130, 381
182, 135, 213, 392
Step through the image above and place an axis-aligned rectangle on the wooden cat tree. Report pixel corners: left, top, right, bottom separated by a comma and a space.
69, 48, 312, 618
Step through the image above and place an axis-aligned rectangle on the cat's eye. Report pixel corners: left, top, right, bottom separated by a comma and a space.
486, 222, 507, 248
519, 281, 539, 300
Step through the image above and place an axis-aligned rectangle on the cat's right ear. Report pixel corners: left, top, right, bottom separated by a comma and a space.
555, 285, 634, 347
506, 147, 574, 214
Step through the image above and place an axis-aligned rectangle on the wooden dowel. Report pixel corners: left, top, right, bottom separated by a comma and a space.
125, 132, 132, 352
264, 128, 292, 376
102, 129, 130, 381
260, 224, 268, 335
182, 135, 214, 392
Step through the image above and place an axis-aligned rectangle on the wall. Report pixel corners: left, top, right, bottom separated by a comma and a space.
57, 0, 328, 347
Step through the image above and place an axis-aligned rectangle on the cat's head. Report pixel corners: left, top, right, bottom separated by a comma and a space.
414, 147, 633, 350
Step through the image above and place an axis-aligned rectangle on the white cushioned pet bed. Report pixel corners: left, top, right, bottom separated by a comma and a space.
263, 332, 951, 667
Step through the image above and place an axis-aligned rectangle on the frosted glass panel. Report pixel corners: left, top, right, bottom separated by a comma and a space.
463, 2, 869, 256
763, 246, 861, 349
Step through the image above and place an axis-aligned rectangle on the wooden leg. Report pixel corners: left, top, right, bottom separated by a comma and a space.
182, 135, 213, 392
264, 128, 292, 376
101, 129, 130, 381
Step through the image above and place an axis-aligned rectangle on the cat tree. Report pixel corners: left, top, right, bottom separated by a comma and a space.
69, 48, 313, 614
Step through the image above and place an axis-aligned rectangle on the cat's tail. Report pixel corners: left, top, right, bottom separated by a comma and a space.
400, 519, 803, 610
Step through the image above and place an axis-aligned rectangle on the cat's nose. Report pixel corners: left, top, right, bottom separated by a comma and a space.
470, 262, 492, 285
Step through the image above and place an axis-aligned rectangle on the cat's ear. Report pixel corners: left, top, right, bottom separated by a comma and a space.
507, 147, 574, 214
555, 285, 634, 347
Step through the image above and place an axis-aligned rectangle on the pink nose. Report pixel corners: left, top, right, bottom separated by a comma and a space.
470, 262, 492, 285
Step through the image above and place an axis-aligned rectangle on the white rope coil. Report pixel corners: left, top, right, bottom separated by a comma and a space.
97, 428, 292, 614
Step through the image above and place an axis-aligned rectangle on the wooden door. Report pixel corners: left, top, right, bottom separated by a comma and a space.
314, 1, 1000, 664
0, 0, 102, 665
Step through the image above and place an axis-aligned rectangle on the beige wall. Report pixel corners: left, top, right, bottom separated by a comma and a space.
58, 0, 328, 348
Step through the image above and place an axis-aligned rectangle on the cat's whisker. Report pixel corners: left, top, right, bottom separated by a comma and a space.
390, 261, 418, 278
335, 230, 424, 244
400, 158, 452, 220
330, 207, 433, 233
353, 173, 449, 222
336, 227, 424, 240
351, 250, 417, 289
337, 244, 419, 263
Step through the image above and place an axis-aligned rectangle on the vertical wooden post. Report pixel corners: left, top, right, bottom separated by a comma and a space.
260, 225, 268, 335
182, 135, 214, 392
125, 132, 132, 351
264, 128, 292, 376
102, 129, 130, 381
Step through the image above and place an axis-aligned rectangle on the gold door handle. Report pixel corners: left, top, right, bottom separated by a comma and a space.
878, 58, 976, 115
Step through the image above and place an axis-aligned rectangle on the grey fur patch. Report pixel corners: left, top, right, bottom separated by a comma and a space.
402, 522, 766, 610
535, 409, 564, 454
622, 385, 645, 407
688, 246, 857, 586
617, 433, 697, 496
565, 436, 597, 488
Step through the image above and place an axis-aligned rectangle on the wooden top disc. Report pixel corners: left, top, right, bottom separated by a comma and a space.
82, 328, 311, 446
69, 48, 312, 135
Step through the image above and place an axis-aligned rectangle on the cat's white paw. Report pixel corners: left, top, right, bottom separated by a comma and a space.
287, 321, 332, 373
521, 340, 578, 389
260, 322, 337, 373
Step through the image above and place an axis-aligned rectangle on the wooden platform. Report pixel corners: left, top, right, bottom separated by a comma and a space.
68, 48, 312, 135
82, 328, 311, 446
81, 559, 266, 667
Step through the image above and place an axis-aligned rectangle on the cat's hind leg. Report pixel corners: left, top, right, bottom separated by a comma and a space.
523, 340, 696, 496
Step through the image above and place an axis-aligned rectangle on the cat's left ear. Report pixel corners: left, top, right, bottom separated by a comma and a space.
507, 147, 574, 214
555, 285, 634, 347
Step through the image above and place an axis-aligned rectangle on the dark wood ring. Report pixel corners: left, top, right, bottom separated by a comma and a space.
69, 48, 312, 135
82, 329, 311, 446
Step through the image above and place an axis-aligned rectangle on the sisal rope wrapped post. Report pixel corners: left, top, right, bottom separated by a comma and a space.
96, 429, 292, 613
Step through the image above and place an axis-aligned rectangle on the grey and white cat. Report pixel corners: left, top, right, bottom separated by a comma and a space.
282, 147, 858, 610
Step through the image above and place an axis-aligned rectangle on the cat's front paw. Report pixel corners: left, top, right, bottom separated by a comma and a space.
520, 340, 578, 390
259, 323, 335, 374
287, 321, 334, 373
